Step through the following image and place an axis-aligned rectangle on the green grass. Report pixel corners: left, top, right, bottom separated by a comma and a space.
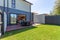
1, 24, 60, 40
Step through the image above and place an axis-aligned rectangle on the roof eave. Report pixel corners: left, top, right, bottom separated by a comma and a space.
23, 0, 33, 5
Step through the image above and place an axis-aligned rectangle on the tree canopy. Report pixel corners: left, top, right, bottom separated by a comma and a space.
53, 0, 60, 15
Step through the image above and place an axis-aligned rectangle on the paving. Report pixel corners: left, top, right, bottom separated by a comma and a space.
32, 23, 40, 26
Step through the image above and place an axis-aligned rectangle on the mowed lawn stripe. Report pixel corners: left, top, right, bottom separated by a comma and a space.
1, 24, 60, 40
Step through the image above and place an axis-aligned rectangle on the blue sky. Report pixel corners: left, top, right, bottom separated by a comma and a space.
27, 0, 55, 14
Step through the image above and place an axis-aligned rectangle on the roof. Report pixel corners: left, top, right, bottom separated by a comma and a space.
23, 0, 33, 5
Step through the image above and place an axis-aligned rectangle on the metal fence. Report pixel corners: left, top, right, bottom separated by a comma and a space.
45, 15, 60, 25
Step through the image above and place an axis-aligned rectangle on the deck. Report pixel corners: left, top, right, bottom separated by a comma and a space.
6, 24, 29, 31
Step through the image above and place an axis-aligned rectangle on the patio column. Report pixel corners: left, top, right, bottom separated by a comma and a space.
4, 12, 7, 32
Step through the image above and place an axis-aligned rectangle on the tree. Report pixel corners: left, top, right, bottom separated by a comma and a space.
53, 0, 60, 15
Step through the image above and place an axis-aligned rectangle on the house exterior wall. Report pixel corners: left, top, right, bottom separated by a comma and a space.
0, 0, 9, 7
0, 0, 31, 32
0, 0, 31, 12
7, 0, 31, 12
0, 0, 3, 6
8, 0, 31, 23
0, 0, 31, 24
16, 0, 31, 12
7, 0, 31, 25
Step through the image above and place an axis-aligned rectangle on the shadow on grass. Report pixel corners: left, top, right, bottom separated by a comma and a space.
1, 26, 37, 39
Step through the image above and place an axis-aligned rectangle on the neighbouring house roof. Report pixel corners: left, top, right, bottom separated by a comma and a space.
40, 14, 49, 16
32, 12, 39, 15
23, 0, 33, 5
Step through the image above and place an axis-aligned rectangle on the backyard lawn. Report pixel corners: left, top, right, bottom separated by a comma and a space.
1, 24, 60, 40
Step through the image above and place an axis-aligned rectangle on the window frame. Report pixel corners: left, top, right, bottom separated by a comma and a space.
9, 13, 17, 25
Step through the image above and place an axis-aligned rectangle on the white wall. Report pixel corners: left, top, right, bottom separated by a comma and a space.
16, 0, 31, 12
38, 15, 45, 24
0, 0, 8, 7
0, 0, 9, 7
0, 0, 31, 12
9, 0, 11, 8
8, 0, 31, 12
0, 0, 3, 6
34, 14, 45, 24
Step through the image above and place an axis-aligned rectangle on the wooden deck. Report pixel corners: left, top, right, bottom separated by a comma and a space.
6, 24, 28, 31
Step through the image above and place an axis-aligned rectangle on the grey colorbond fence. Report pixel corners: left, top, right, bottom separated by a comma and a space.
45, 15, 60, 25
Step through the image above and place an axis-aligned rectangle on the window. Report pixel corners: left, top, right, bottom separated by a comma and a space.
10, 14, 17, 24
11, 0, 16, 8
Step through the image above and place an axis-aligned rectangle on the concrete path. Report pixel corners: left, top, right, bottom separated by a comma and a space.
32, 23, 40, 26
